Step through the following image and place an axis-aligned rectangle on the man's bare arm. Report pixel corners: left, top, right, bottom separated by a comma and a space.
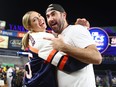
49, 35, 102, 64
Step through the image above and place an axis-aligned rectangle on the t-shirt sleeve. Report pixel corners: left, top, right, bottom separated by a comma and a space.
69, 25, 95, 48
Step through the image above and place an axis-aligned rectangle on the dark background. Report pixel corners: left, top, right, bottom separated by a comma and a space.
0, 0, 116, 29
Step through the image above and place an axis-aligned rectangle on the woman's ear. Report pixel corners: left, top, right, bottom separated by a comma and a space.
27, 25, 30, 28
27, 26, 31, 31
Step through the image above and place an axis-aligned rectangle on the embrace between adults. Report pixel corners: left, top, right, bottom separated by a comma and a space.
22, 4, 102, 87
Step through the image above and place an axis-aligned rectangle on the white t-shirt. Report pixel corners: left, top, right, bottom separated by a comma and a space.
57, 25, 96, 87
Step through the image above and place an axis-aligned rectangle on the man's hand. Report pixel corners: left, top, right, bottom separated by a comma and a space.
75, 18, 90, 29
44, 35, 65, 51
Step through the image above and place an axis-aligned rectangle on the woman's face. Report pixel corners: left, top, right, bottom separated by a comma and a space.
29, 12, 47, 32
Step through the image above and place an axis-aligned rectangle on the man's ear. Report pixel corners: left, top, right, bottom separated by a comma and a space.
63, 12, 67, 19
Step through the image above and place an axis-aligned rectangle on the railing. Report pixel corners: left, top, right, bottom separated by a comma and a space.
0, 49, 18, 56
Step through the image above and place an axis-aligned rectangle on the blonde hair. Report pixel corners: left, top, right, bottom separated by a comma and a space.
21, 31, 30, 50
22, 11, 35, 31
21, 11, 35, 50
